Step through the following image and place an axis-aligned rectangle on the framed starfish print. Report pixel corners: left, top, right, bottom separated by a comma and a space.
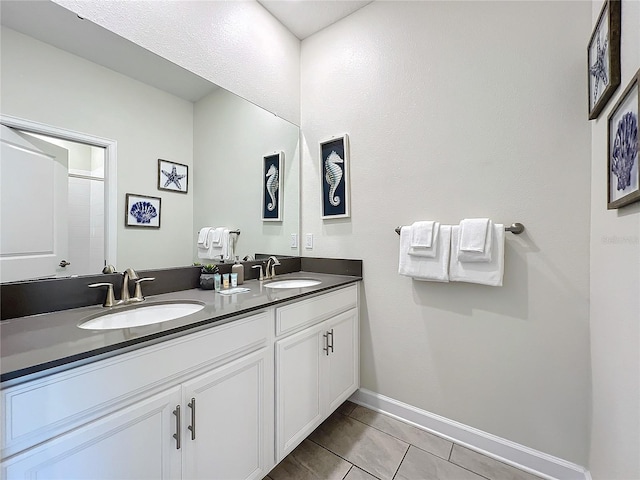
587, 0, 621, 120
607, 70, 640, 209
158, 159, 188, 193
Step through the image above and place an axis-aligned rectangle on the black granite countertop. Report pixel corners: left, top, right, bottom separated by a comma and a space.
0, 272, 361, 384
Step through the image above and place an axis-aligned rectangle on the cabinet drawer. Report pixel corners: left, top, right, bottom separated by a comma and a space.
276, 285, 357, 337
2, 311, 269, 458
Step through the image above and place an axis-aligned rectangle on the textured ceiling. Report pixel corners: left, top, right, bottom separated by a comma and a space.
258, 0, 373, 39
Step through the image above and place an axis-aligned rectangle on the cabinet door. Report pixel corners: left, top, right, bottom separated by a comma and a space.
275, 322, 325, 461
2, 386, 182, 480
182, 348, 270, 480
325, 308, 359, 412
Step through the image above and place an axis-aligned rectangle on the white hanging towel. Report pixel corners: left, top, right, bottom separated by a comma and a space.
409, 222, 440, 258
399, 225, 451, 282
197, 227, 213, 247
449, 224, 504, 286
197, 228, 231, 260
458, 218, 492, 262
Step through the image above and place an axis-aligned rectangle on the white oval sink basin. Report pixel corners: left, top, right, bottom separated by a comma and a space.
265, 279, 321, 289
79, 302, 205, 330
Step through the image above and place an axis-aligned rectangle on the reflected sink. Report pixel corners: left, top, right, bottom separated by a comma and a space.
79, 302, 205, 330
264, 279, 321, 289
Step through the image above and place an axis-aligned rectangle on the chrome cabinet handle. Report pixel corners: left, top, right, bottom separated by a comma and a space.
173, 405, 181, 449
187, 397, 196, 440
328, 328, 334, 353
323, 332, 330, 356
59, 260, 71, 267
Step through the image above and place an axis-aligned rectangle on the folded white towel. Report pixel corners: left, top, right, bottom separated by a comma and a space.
450, 224, 504, 286
411, 221, 436, 248
459, 218, 491, 252
409, 222, 440, 258
399, 225, 451, 282
210, 227, 224, 245
198, 228, 231, 260
458, 219, 493, 262
197, 227, 212, 247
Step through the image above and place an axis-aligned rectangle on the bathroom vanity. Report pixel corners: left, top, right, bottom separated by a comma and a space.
0, 271, 360, 479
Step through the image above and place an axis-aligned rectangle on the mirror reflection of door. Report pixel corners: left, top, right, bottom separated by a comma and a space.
0, 125, 106, 281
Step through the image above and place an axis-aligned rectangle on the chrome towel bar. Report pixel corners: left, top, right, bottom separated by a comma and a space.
394, 223, 525, 235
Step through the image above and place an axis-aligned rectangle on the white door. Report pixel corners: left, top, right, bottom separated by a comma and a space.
1, 386, 182, 479
183, 349, 269, 480
325, 308, 359, 412
275, 322, 325, 461
0, 125, 69, 282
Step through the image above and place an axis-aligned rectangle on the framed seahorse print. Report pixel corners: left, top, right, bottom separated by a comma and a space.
262, 151, 283, 221
320, 134, 350, 219
587, 0, 621, 120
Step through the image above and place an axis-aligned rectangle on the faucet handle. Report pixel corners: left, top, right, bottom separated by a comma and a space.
89, 282, 117, 307
251, 264, 264, 281
133, 277, 155, 302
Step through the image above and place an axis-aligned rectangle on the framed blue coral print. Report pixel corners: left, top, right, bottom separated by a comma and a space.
607, 70, 639, 209
125, 193, 161, 228
320, 134, 350, 219
587, 0, 621, 120
262, 152, 283, 221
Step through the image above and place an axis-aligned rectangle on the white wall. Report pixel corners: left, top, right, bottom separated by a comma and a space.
301, 1, 592, 465
53, 0, 301, 126
588, 0, 640, 477
1, 27, 194, 271
193, 88, 300, 260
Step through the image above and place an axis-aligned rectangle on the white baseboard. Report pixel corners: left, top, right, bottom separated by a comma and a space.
349, 388, 590, 480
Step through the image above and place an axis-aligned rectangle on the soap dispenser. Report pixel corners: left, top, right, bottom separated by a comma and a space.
232, 256, 244, 285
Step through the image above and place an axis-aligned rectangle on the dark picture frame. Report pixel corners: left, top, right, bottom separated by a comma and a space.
587, 0, 621, 120
125, 193, 161, 228
262, 151, 283, 221
320, 134, 350, 219
607, 70, 640, 209
158, 159, 188, 194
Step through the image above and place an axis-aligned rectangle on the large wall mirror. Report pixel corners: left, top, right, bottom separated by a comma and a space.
0, 1, 300, 283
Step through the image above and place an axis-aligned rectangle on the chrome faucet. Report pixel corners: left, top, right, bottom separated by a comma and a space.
265, 256, 281, 280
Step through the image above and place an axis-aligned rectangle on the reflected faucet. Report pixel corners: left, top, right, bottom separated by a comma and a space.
265, 256, 281, 280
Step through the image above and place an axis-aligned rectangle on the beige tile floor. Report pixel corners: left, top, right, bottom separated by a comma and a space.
266, 401, 544, 480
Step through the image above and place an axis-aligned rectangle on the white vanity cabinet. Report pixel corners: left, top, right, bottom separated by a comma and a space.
274, 285, 359, 461
1, 311, 273, 480
3, 385, 183, 479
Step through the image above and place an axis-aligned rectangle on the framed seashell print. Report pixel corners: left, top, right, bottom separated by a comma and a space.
320, 134, 350, 219
125, 193, 161, 228
587, 0, 621, 120
262, 151, 283, 221
607, 69, 639, 209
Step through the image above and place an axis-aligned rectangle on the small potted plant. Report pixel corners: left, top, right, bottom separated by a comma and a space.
199, 264, 219, 290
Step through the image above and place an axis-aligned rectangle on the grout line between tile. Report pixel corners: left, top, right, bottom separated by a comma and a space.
448, 442, 454, 461
390, 444, 411, 480
341, 465, 354, 480
308, 438, 384, 480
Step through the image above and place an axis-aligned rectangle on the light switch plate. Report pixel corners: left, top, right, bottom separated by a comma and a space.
290, 233, 298, 248
305, 233, 313, 249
